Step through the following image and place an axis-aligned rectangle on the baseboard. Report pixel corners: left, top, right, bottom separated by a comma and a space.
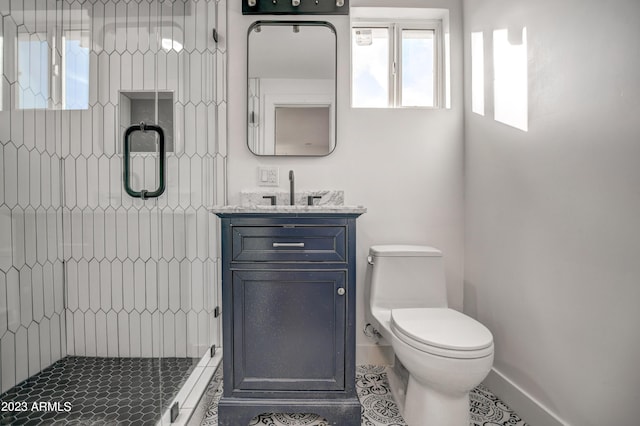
483, 368, 567, 426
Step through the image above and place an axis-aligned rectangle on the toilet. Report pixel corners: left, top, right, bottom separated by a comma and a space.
366, 245, 494, 426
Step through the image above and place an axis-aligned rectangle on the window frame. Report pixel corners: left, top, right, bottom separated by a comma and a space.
351, 18, 444, 109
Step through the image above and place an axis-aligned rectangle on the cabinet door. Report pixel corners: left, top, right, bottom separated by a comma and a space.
231, 270, 346, 392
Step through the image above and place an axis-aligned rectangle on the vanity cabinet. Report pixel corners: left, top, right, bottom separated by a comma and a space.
214, 212, 363, 426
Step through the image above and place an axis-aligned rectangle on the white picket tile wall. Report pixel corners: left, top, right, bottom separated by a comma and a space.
0, 13, 67, 391
0, 0, 226, 394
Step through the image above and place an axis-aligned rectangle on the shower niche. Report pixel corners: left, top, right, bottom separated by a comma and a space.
119, 91, 175, 153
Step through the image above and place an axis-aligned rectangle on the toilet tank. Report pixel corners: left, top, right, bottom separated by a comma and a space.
369, 245, 448, 311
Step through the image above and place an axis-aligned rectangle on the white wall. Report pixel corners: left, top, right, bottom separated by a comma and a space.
463, 0, 640, 424
228, 0, 464, 362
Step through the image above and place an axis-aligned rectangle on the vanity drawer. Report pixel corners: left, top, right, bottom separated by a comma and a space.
231, 225, 346, 262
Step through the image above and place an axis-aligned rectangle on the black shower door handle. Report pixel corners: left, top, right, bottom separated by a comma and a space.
123, 122, 166, 199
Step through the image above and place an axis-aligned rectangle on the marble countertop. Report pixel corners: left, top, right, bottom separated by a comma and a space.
209, 205, 367, 215
240, 190, 345, 207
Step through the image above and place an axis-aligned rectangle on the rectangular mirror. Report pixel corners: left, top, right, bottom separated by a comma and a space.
247, 21, 337, 156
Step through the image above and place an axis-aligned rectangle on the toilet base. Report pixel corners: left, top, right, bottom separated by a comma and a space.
386, 359, 409, 413
403, 376, 470, 426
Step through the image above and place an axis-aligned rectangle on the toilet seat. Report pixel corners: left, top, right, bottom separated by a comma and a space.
390, 308, 494, 359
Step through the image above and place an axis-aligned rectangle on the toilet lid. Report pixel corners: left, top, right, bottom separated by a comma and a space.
390, 308, 493, 352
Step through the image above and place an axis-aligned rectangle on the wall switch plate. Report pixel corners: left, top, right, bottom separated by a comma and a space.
258, 167, 279, 186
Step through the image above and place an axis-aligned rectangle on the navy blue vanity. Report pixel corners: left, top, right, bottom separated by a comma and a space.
213, 208, 365, 426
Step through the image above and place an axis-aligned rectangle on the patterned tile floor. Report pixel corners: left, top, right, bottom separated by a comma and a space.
0, 356, 198, 425
200, 365, 529, 426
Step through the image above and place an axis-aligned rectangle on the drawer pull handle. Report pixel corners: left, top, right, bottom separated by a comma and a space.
272, 242, 305, 248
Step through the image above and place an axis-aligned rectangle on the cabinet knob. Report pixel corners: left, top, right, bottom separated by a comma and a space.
337, 288, 346, 296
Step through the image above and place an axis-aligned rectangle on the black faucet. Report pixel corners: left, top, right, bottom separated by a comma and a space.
289, 170, 295, 205
262, 195, 276, 206
307, 195, 322, 206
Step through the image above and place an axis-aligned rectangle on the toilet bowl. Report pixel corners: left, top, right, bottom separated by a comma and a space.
366, 245, 494, 426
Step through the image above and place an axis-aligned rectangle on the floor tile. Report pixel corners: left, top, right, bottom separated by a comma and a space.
200, 365, 529, 426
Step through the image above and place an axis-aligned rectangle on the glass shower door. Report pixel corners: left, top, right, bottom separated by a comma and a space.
0, 1, 220, 424
152, 0, 222, 421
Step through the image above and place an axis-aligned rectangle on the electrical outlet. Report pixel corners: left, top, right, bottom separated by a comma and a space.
257, 167, 279, 186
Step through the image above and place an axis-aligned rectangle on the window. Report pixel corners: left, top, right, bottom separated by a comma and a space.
62, 30, 90, 110
352, 27, 389, 107
16, 28, 90, 110
17, 32, 50, 109
0, 34, 3, 111
401, 29, 436, 107
352, 20, 443, 108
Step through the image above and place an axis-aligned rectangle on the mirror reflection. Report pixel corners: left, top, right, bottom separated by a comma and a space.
247, 21, 336, 156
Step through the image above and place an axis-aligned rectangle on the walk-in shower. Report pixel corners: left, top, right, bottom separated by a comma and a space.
0, 0, 227, 423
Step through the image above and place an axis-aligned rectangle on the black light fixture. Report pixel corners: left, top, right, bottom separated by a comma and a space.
242, 0, 349, 15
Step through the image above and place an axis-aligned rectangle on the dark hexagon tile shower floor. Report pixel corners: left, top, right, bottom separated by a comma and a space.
0, 356, 198, 425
